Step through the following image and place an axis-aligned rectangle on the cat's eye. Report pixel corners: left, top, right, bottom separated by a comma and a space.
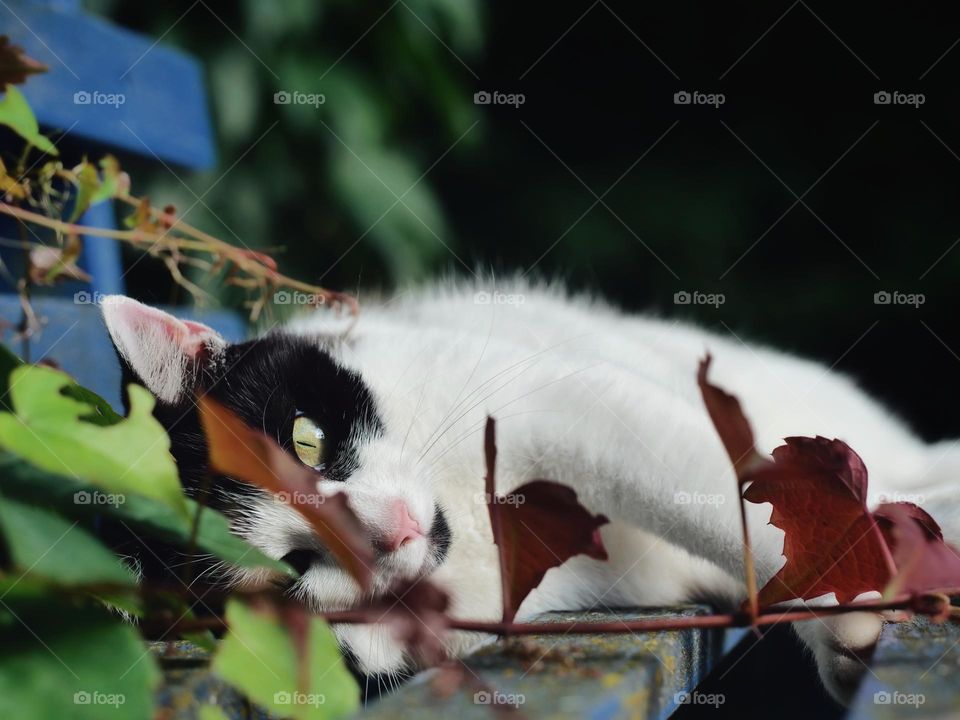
292, 415, 326, 469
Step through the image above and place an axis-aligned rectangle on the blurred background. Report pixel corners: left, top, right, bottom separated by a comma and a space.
79, 0, 960, 443
28, 2, 960, 714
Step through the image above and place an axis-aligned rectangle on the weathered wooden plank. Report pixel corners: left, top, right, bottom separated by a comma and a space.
847, 617, 960, 720
360, 606, 724, 720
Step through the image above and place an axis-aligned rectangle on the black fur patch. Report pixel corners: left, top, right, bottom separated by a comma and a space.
120, 333, 383, 506
106, 334, 385, 579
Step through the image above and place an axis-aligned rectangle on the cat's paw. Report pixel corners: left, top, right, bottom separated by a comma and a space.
794, 611, 884, 705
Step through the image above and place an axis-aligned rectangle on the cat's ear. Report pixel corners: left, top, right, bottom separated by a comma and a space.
100, 296, 226, 404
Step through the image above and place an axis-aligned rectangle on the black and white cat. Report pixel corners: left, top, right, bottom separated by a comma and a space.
100, 281, 960, 704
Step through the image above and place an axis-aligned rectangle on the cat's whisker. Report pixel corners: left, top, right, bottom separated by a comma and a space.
415, 309, 499, 454
415, 335, 588, 467
419, 362, 600, 472
419, 408, 559, 477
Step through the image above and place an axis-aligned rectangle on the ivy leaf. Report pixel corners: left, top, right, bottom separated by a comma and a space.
0, 451, 293, 578
0, 343, 119, 424
0, 495, 134, 587
875, 503, 960, 599
0, 84, 57, 156
483, 417, 608, 622
0, 36, 47, 85
0, 597, 159, 720
199, 706, 231, 720
698, 354, 960, 608
198, 397, 375, 591
0, 342, 23, 411
0, 365, 189, 519
743, 438, 895, 606
697, 356, 766, 476
213, 598, 359, 720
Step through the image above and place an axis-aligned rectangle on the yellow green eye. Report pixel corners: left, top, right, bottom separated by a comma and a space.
292, 415, 325, 468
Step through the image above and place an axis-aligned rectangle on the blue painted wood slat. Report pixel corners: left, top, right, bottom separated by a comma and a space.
3, 0, 216, 169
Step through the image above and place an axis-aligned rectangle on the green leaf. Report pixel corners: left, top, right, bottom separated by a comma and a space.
0, 366, 188, 519
58, 383, 123, 426
90, 155, 125, 204
213, 599, 359, 720
0, 451, 293, 577
68, 156, 125, 222
0, 597, 158, 720
0, 84, 58, 156
200, 705, 232, 720
0, 343, 23, 412
67, 160, 100, 222
0, 341, 121, 424
0, 495, 134, 587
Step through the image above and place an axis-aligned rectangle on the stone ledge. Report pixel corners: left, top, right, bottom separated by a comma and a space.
847, 617, 960, 720
359, 605, 723, 719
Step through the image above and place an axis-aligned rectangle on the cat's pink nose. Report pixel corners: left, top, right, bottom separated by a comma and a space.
381, 499, 423, 552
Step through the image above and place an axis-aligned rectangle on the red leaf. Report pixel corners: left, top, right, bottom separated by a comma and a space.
697, 354, 765, 477
875, 502, 960, 599
198, 396, 376, 591
0, 36, 47, 85
698, 355, 960, 609
483, 417, 608, 623
697, 354, 768, 616
744, 437, 896, 606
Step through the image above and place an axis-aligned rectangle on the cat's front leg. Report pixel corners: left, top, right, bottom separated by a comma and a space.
792, 605, 884, 705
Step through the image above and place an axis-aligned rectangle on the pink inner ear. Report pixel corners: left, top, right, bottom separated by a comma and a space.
120, 302, 215, 359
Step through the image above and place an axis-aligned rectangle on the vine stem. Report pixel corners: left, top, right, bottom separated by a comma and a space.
0, 200, 358, 317
150, 596, 922, 639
